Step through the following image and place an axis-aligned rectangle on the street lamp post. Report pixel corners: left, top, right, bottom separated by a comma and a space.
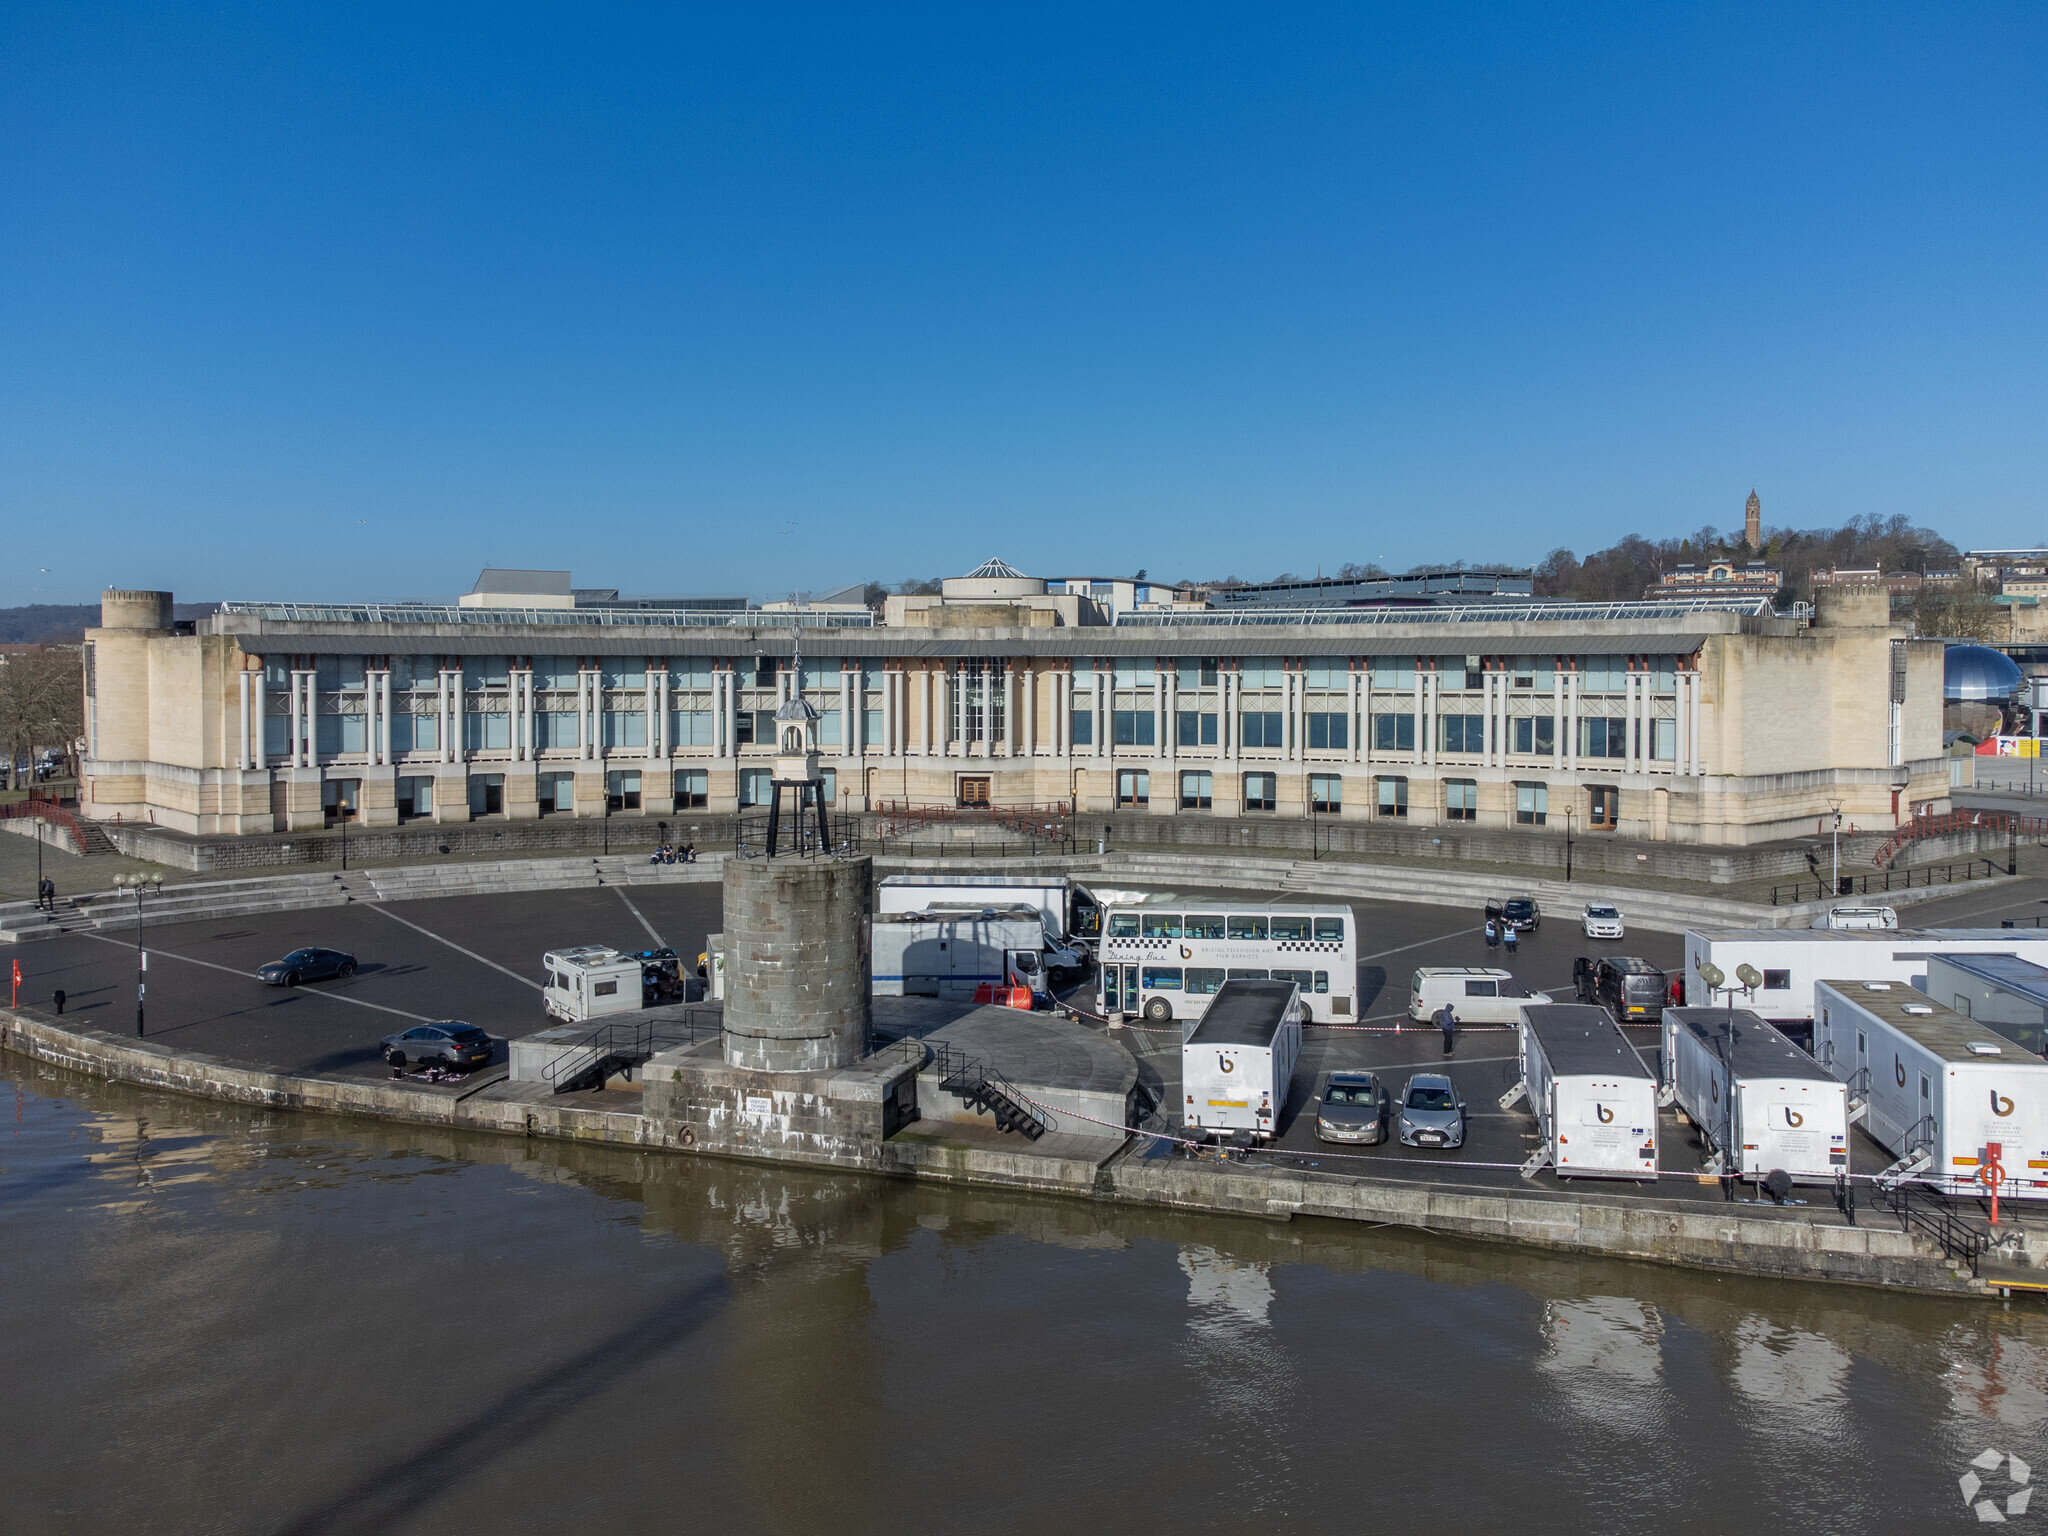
33, 816, 46, 903
113, 872, 163, 1036
1828, 799, 1843, 898
1563, 807, 1575, 883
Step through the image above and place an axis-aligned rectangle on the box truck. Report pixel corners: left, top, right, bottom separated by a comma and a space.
1683, 928, 2048, 1044
1510, 1003, 1659, 1180
1181, 979, 1302, 1145
542, 946, 645, 1024
870, 905, 1052, 999
876, 875, 1095, 971
1814, 980, 2048, 1198
1661, 1007, 1848, 1185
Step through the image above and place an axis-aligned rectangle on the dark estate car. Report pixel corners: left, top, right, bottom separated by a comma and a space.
256, 948, 357, 986
1314, 1071, 1390, 1145
382, 1022, 493, 1071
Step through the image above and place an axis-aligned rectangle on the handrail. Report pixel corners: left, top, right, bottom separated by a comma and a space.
1114, 596, 1775, 627
926, 1040, 1055, 1136
1768, 858, 1998, 905
1877, 1180, 1991, 1271
0, 797, 85, 847
219, 600, 873, 628
1872, 808, 2048, 869
543, 1018, 654, 1090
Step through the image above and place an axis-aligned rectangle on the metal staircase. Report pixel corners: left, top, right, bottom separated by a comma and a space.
1875, 1114, 1938, 1191
543, 1019, 656, 1094
927, 1040, 1052, 1139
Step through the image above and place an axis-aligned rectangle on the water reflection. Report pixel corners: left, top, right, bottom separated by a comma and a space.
1727, 1316, 1852, 1417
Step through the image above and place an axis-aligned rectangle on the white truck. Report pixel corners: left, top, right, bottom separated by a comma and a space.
871, 905, 1052, 999
542, 946, 645, 1024
1662, 1007, 1848, 1185
1683, 928, 2048, 1043
1815, 979, 2048, 1198
1511, 1003, 1659, 1180
876, 875, 1096, 972
1181, 978, 1302, 1145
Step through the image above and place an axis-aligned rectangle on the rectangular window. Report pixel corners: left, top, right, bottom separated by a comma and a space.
1112, 661, 1157, 689
316, 714, 340, 756
1177, 711, 1218, 746
863, 708, 883, 745
1652, 717, 1677, 760
738, 768, 771, 806
735, 711, 755, 746
605, 770, 642, 812
1237, 658, 1284, 689
467, 655, 507, 689
263, 656, 290, 688
1184, 967, 1226, 996
1581, 717, 1624, 758
1113, 710, 1156, 747
1369, 658, 1416, 689
1377, 776, 1408, 817
397, 775, 435, 818
1580, 656, 1628, 692
1140, 913, 1183, 939
264, 714, 288, 756
1070, 710, 1093, 746
667, 657, 712, 687
461, 712, 509, 751
1509, 656, 1553, 690
1762, 969, 1791, 991
538, 712, 578, 750
1304, 659, 1346, 689
670, 710, 714, 746
603, 711, 647, 749
1440, 714, 1485, 753
1306, 712, 1348, 750
673, 768, 708, 808
754, 659, 777, 688
1589, 785, 1619, 829
338, 714, 367, 754
819, 768, 836, 803
1177, 658, 1220, 688
1516, 782, 1549, 825
1116, 769, 1150, 807
1313, 917, 1344, 942
536, 772, 574, 814
1240, 712, 1284, 749
1227, 915, 1268, 940
817, 708, 841, 746
1648, 657, 1677, 691
1270, 916, 1311, 940
1513, 716, 1557, 756
958, 776, 991, 807
1372, 714, 1416, 752
532, 656, 579, 690
468, 773, 505, 817
1227, 968, 1269, 981
1446, 778, 1477, 821
1185, 914, 1226, 939
1243, 771, 1277, 812
1180, 771, 1213, 809
1140, 967, 1183, 991
751, 710, 776, 746
1309, 774, 1342, 813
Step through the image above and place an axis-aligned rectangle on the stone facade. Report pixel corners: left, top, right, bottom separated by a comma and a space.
78, 586, 1951, 848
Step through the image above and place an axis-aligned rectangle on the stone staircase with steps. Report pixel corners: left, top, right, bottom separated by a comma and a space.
0, 854, 730, 942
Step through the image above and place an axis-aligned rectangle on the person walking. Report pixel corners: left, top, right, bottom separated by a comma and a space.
1437, 1001, 1458, 1056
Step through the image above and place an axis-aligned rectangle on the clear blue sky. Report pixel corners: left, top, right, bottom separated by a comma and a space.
2, 3, 2043, 606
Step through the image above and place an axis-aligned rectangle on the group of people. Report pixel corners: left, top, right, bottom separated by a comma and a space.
649, 842, 697, 865
1482, 917, 1520, 953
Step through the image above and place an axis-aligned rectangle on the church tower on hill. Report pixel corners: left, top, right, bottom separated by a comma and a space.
1744, 489, 1761, 551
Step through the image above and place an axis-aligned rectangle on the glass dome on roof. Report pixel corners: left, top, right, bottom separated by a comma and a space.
1944, 643, 2022, 702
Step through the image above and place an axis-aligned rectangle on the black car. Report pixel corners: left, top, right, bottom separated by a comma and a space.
382, 1022, 493, 1071
257, 947, 357, 986
1500, 898, 1541, 933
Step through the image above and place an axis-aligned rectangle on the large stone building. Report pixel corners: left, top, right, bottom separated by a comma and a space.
78, 569, 1948, 847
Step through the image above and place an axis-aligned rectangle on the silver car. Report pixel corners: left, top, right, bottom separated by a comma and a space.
1397, 1074, 1467, 1150
1315, 1071, 1389, 1145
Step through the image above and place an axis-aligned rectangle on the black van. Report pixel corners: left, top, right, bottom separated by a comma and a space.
1573, 955, 1668, 1023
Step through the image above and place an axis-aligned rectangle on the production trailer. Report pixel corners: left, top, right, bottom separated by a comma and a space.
1181, 979, 1302, 1146
870, 905, 1052, 999
1512, 1003, 1659, 1180
876, 875, 1096, 971
542, 946, 645, 1024
1815, 980, 2048, 1199
1683, 928, 2048, 1045
1661, 1007, 1848, 1185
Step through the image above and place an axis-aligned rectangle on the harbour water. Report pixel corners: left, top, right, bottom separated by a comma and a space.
4, 1055, 2042, 1534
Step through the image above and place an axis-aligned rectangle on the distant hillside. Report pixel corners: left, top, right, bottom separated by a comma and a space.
0, 602, 220, 645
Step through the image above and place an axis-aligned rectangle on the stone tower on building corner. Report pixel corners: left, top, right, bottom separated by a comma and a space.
1744, 489, 1761, 551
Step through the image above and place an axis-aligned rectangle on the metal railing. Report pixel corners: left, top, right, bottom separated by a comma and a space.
218, 601, 873, 629
1113, 596, 1776, 627
925, 1040, 1053, 1138
543, 1019, 657, 1092
1769, 858, 2000, 905
1877, 1180, 1992, 1271
1872, 807, 2047, 869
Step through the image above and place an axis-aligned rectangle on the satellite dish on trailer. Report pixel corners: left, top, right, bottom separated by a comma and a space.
1697, 962, 1726, 990
1736, 963, 1764, 990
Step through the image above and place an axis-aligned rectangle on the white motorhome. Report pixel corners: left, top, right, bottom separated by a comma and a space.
877, 874, 1099, 964
542, 946, 645, 1024
1181, 978, 1302, 1145
1815, 980, 2048, 1199
1683, 929, 2048, 1040
1512, 1003, 1659, 1180
1098, 898, 1357, 1024
1662, 1007, 1848, 1184
1408, 967, 1552, 1025
871, 905, 1051, 998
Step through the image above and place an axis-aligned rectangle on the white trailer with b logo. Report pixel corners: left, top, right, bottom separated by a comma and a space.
1511, 1003, 1659, 1180
1814, 980, 2048, 1199
1661, 1007, 1848, 1184
1180, 978, 1302, 1145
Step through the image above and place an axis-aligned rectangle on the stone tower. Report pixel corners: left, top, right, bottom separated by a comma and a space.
1744, 489, 1761, 551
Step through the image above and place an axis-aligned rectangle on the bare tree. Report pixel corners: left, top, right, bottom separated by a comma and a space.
0, 647, 83, 790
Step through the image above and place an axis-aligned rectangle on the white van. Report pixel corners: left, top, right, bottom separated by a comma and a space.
1815, 906, 1898, 931
1409, 967, 1552, 1025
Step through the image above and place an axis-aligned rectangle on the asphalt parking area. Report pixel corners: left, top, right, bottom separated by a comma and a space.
11, 884, 722, 1080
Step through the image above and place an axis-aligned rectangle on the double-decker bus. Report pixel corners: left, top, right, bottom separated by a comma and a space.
1096, 898, 1357, 1024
